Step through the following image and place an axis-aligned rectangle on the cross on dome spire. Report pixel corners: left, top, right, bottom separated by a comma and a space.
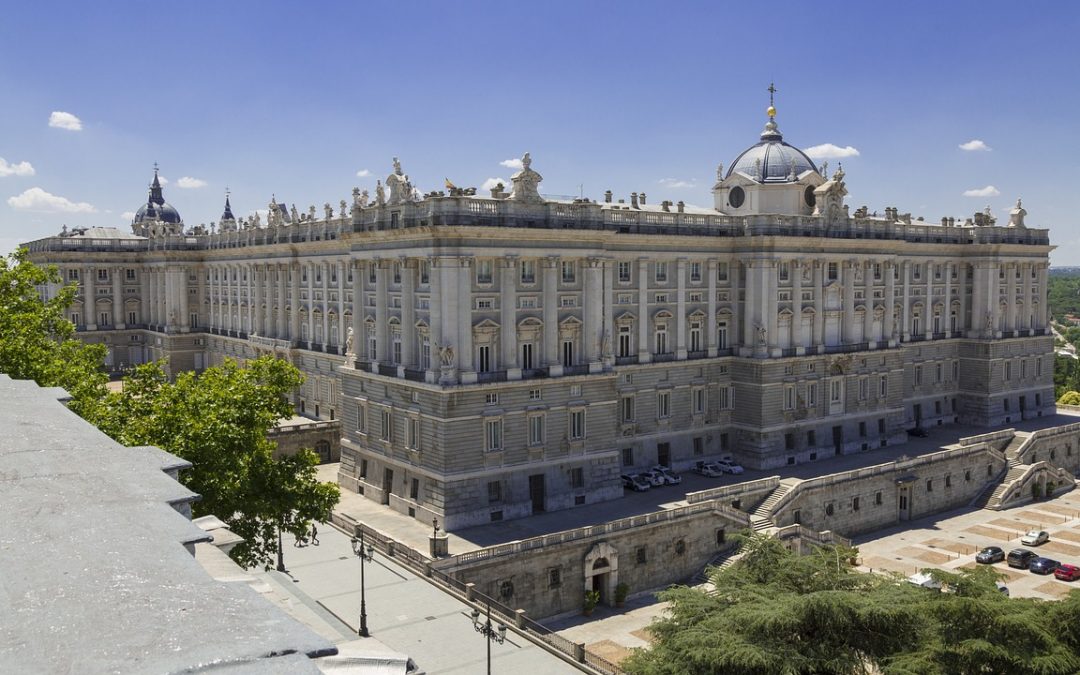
767, 83, 778, 119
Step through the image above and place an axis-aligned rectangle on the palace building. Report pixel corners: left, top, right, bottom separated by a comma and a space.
25, 102, 1055, 529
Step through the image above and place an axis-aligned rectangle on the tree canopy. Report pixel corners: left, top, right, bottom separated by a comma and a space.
84, 356, 340, 569
624, 533, 1080, 675
0, 248, 107, 416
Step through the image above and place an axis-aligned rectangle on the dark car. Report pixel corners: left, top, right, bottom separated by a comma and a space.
1029, 557, 1061, 575
976, 546, 1005, 564
907, 427, 929, 438
1007, 548, 1038, 569
1055, 563, 1080, 581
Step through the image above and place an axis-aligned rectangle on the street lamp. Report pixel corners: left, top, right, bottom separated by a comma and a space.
276, 522, 286, 572
351, 531, 375, 637
470, 601, 507, 675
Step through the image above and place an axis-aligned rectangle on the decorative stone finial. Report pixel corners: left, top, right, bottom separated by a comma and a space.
1008, 197, 1027, 228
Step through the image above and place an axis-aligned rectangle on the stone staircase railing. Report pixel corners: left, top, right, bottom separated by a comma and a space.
994, 462, 1076, 510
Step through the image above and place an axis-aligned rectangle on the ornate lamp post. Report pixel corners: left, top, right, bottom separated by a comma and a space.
470, 601, 507, 675
351, 530, 375, 637
276, 522, 286, 572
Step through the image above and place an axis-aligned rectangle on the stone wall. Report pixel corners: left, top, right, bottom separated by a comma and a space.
269, 419, 341, 463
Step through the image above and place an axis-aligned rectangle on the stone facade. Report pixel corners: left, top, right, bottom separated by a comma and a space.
25, 106, 1055, 530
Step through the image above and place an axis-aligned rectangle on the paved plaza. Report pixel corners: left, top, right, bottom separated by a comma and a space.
249, 521, 580, 674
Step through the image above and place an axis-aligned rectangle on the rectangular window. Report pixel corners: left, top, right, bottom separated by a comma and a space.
486, 418, 503, 451
520, 259, 535, 284
477, 345, 492, 372
859, 377, 868, 400
476, 259, 493, 284
356, 403, 366, 433
621, 396, 635, 423
529, 388, 542, 401
693, 436, 705, 455
125, 268, 136, 280
657, 391, 671, 418
475, 297, 494, 310
1036, 358, 1043, 378
487, 481, 502, 503
621, 447, 634, 466
914, 365, 922, 386
420, 261, 430, 284
410, 478, 419, 500
827, 262, 838, 281
67, 269, 79, 281
693, 387, 706, 414
97, 269, 108, 281
100, 312, 110, 326
807, 383, 818, 407
380, 409, 392, 441
784, 385, 796, 411
561, 261, 576, 283
1004, 361, 1012, 381
655, 262, 668, 283
127, 311, 136, 325
936, 363, 943, 383
407, 417, 420, 450
778, 262, 790, 282
689, 261, 702, 282
830, 379, 842, 404
717, 262, 729, 281
570, 467, 584, 489
529, 414, 544, 445
718, 385, 733, 410
879, 375, 888, 398
569, 409, 586, 440
618, 261, 632, 283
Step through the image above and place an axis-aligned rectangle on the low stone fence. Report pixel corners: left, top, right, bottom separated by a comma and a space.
685, 476, 780, 505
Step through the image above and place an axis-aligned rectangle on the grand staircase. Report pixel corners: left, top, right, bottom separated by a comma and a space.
970, 432, 1030, 510
748, 482, 793, 532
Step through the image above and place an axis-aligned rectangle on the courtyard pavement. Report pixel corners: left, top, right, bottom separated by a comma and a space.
248, 521, 580, 674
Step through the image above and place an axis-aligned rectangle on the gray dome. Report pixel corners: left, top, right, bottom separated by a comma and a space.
132, 169, 182, 224
134, 200, 182, 224
726, 120, 817, 184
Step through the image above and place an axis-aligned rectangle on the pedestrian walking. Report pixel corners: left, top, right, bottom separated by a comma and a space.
311, 523, 319, 546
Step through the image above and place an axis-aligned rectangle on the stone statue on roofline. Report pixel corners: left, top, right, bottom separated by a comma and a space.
1008, 198, 1027, 228
509, 151, 543, 203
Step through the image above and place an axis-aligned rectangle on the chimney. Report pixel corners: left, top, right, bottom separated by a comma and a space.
639, 192, 646, 205
677, 201, 685, 213
630, 192, 639, 208
662, 201, 670, 212
941, 217, 948, 227
604, 190, 613, 203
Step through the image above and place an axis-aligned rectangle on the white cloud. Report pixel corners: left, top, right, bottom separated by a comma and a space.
959, 139, 991, 152
356, 169, 371, 177
0, 158, 35, 177
7, 187, 95, 213
963, 185, 1000, 197
121, 211, 136, 221
803, 143, 860, 159
499, 158, 523, 170
48, 111, 83, 131
157, 175, 168, 185
176, 176, 207, 189
481, 177, 508, 191
658, 178, 697, 189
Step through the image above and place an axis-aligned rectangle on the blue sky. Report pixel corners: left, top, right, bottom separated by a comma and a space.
2, 2, 1079, 262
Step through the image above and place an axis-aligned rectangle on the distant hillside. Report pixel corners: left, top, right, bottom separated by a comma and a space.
1050, 273, 1080, 320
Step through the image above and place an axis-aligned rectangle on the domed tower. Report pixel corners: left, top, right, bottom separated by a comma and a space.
218, 191, 237, 232
713, 85, 824, 216
131, 166, 183, 236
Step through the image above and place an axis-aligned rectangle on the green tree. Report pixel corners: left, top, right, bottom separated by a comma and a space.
87, 356, 340, 569
0, 248, 107, 416
624, 533, 1080, 675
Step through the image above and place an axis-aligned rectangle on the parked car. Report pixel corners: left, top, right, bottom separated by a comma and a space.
639, 469, 666, 487
652, 465, 682, 485
621, 474, 651, 492
1021, 530, 1050, 547
693, 461, 725, 478
714, 459, 744, 475
1029, 557, 1061, 575
1055, 563, 1080, 581
1007, 548, 1038, 569
996, 582, 1010, 597
906, 427, 929, 438
976, 546, 1005, 564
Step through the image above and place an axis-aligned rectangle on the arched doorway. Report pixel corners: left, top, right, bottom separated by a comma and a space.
583, 542, 619, 606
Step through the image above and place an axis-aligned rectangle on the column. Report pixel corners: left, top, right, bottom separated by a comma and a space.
943, 262, 953, 336
178, 265, 189, 332
500, 257, 518, 377
765, 260, 778, 351
85, 266, 97, 329
989, 263, 1001, 336
924, 259, 933, 340
707, 259, 718, 357
602, 259, 614, 366
791, 259, 803, 350
321, 262, 330, 349
401, 258, 416, 368
862, 260, 874, 343
374, 260, 388, 363
636, 258, 650, 364
277, 264, 287, 338
253, 265, 264, 335
142, 266, 152, 329
265, 265, 275, 336
730, 259, 741, 349
901, 261, 911, 341
1005, 262, 1017, 333
958, 263, 968, 335
884, 260, 896, 342
289, 263, 301, 341
585, 257, 603, 367
743, 261, 757, 351
1022, 262, 1033, 334
1038, 263, 1049, 329
812, 260, 824, 349
337, 261, 347, 349
841, 260, 856, 344
542, 257, 559, 368
675, 258, 687, 359
112, 266, 124, 328
970, 263, 987, 338
351, 260, 364, 360
457, 258, 474, 378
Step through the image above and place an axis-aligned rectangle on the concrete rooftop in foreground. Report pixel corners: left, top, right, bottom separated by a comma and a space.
0, 375, 335, 674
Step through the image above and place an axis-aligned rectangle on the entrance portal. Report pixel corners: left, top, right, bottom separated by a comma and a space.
583, 542, 619, 608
